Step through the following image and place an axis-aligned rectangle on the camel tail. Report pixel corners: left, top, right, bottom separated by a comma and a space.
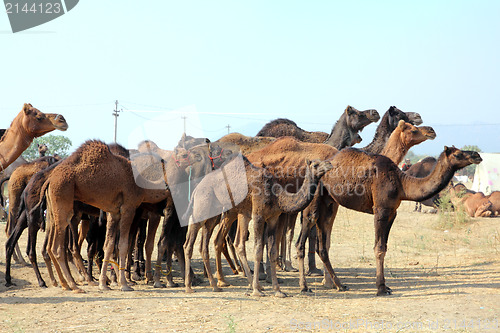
29, 178, 50, 220
0, 176, 10, 207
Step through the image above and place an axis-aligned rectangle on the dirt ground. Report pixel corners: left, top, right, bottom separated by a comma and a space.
0, 202, 499, 332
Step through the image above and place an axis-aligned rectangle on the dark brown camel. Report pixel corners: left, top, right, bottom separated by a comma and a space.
298, 147, 482, 295
256, 118, 329, 143
183, 150, 332, 297
36, 140, 171, 292
0, 103, 67, 171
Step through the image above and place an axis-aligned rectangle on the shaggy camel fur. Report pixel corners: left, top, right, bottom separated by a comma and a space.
0, 104, 67, 171
362, 106, 423, 154
216, 133, 276, 155
37, 140, 170, 292
183, 149, 332, 297
256, 118, 329, 143
449, 184, 493, 217
323, 106, 380, 149
299, 147, 482, 295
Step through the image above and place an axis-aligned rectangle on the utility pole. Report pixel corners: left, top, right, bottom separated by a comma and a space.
113, 100, 120, 143
181, 116, 187, 134
226, 124, 231, 134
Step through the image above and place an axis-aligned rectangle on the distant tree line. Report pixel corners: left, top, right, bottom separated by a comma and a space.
22, 135, 72, 161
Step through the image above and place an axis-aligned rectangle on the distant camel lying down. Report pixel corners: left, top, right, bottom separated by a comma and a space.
449, 184, 494, 217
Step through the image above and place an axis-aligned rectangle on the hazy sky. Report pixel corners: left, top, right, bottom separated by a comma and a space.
1, 1, 499, 155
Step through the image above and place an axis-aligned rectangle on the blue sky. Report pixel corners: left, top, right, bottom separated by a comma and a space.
1, 1, 499, 155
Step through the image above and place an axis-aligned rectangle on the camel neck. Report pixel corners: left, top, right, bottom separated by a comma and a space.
324, 114, 351, 149
0, 115, 34, 169
362, 116, 390, 154
381, 130, 408, 165
401, 153, 455, 202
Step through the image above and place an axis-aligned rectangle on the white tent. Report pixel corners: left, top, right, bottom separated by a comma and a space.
471, 153, 500, 194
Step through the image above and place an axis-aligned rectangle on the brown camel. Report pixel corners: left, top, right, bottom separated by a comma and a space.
406, 157, 441, 211
449, 184, 493, 217
298, 147, 482, 295
0, 104, 67, 171
216, 133, 276, 155
362, 106, 422, 154
183, 145, 333, 297
256, 118, 329, 143
486, 191, 500, 215
37, 144, 48, 157
380, 121, 436, 165
37, 140, 171, 292
3, 156, 60, 265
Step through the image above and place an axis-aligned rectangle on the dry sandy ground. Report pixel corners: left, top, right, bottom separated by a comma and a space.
0, 202, 499, 332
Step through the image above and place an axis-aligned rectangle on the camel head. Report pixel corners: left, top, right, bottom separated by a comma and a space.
306, 159, 333, 180
37, 143, 48, 154
477, 201, 493, 217
444, 146, 482, 170
344, 105, 380, 131
387, 106, 423, 128
173, 147, 190, 168
45, 113, 69, 131
20, 104, 67, 137
396, 120, 436, 148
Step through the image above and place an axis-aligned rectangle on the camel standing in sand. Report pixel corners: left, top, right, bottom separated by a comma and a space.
0, 104, 68, 171
183, 152, 332, 297
299, 147, 482, 295
36, 140, 171, 292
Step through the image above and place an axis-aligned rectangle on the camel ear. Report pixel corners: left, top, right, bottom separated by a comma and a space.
205, 138, 211, 144
397, 120, 406, 130
444, 146, 453, 155
345, 106, 355, 116
388, 106, 398, 116
23, 103, 32, 114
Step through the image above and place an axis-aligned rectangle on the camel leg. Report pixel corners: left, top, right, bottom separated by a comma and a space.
46, 220, 72, 291
69, 217, 96, 286
5, 209, 30, 286
266, 215, 287, 298
153, 210, 178, 288
373, 207, 396, 296
116, 207, 136, 291
284, 213, 298, 272
99, 212, 119, 291
234, 214, 254, 288
144, 212, 161, 284
250, 214, 266, 297
316, 202, 347, 291
201, 217, 222, 292
7, 211, 29, 266
296, 207, 316, 293
41, 226, 58, 287
214, 212, 238, 287
307, 226, 322, 275
78, 219, 89, 252
183, 219, 202, 293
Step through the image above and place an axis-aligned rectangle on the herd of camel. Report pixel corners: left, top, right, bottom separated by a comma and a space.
0, 102, 494, 298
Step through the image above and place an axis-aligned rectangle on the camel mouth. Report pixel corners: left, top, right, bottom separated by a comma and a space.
367, 109, 381, 122
420, 126, 436, 140
468, 152, 483, 164
55, 123, 69, 131
406, 112, 423, 125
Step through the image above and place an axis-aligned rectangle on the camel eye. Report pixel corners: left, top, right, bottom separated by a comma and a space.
411, 130, 418, 134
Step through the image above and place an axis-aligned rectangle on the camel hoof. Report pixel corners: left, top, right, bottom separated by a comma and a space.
251, 289, 265, 297
307, 268, 323, 276
99, 284, 111, 291
212, 286, 223, 292
166, 281, 179, 288
39, 282, 47, 288
154, 282, 166, 288
127, 280, 137, 286
5, 281, 15, 287
121, 285, 134, 292
274, 291, 287, 298
72, 288, 85, 294
300, 288, 313, 294
185, 288, 195, 294
217, 280, 229, 288
377, 286, 393, 296
337, 285, 349, 292
230, 269, 239, 275
321, 278, 334, 289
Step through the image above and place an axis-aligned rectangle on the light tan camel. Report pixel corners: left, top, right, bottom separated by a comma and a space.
38, 140, 170, 292
182, 153, 332, 297
216, 133, 276, 155
449, 184, 493, 217
299, 147, 482, 295
0, 104, 67, 171
486, 191, 500, 215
